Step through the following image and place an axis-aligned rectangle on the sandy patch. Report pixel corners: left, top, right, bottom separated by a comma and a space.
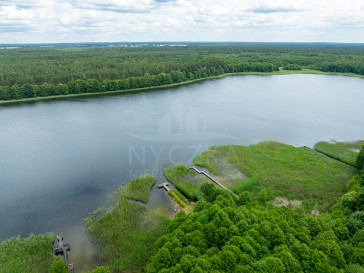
273, 197, 302, 208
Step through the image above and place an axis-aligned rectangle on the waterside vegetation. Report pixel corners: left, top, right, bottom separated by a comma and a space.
315, 141, 359, 167
193, 141, 357, 212
122, 174, 156, 203
0, 233, 55, 273
84, 175, 169, 272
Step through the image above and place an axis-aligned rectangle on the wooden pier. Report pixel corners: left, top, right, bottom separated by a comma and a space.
157, 182, 170, 191
53, 236, 74, 272
190, 166, 228, 190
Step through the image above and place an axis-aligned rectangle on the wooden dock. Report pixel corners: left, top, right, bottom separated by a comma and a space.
53, 236, 74, 272
157, 182, 170, 191
190, 166, 228, 190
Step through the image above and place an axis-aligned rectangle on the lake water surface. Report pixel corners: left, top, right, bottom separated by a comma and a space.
1, 74, 364, 271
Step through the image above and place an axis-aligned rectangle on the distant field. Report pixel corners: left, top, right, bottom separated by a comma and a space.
193, 141, 358, 211
315, 141, 360, 167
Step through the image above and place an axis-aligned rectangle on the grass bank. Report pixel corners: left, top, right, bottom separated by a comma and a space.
314, 141, 360, 167
122, 174, 155, 203
163, 164, 209, 199
84, 175, 169, 272
0, 233, 54, 272
168, 190, 195, 214
1, 70, 363, 105
193, 141, 358, 211
327, 140, 364, 150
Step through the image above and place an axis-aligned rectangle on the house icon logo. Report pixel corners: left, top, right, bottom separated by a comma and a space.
129, 96, 236, 142
158, 98, 206, 136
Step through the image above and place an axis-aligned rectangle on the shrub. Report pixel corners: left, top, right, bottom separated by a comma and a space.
356, 146, 364, 170
49, 257, 70, 273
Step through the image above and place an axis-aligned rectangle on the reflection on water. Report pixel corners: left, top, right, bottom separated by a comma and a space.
60, 225, 101, 272
1, 74, 364, 271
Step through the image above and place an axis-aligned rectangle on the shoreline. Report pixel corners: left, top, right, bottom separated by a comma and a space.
1, 69, 363, 105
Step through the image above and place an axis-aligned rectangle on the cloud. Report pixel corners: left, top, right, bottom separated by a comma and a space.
0, 0, 364, 43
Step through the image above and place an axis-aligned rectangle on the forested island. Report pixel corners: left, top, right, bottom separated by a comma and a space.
1, 43, 364, 102
1, 141, 363, 273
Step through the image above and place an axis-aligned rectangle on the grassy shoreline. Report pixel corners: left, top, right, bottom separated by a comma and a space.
1, 69, 363, 105
193, 141, 358, 212
314, 141, 359, 167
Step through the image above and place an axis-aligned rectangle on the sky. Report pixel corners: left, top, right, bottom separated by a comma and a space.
1, 0, 364, 43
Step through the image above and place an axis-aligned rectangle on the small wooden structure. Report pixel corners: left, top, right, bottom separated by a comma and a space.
53, 235, 74, 272
157, 182, 170, 191
190, 166, 228, 190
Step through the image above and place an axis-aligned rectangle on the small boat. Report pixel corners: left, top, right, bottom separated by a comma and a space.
174, 205, 179, 212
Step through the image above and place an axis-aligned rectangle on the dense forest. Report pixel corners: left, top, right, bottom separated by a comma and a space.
145, 169, 364, 273
1, 43, 364, 101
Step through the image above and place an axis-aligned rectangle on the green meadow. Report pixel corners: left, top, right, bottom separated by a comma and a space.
193, 141, 358, 211
315, 141, 359, 167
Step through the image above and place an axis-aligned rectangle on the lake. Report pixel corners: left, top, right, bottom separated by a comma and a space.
1, 74, 364, 271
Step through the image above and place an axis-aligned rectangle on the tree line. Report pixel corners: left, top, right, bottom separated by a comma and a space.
0, 63, 276, 101
1, 44, 364, 101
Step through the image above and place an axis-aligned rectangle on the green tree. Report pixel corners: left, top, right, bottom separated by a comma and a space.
49, 257, 70, 273
357, 146, 364, 170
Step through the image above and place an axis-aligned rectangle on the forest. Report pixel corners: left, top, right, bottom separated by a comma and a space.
1, 43, 364, 101
145, 147, 364, 272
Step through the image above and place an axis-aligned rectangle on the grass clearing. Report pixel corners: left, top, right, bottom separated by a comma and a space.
315, 141, 359, 167
194, 141, 358, 211
0, 233, 54, 273
163, 164, 209, 199
168, 190, 195, 214
84, 175, 169, 272
122, 174, 156, 203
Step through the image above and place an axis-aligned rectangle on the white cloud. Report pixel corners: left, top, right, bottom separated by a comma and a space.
0, 0, 364, 43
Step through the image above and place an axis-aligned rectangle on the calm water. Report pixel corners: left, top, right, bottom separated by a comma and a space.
1, 74, 364, 271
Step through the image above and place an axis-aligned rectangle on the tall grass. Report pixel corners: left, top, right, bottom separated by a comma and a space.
332, 140, 364, 150
168, 190, 188, 208
193, 141, 358, 211
84, 175, 169, 272
315, 141, 359, 167
163, 164, 206, 199
122, 174, 156, 203
0, 233, 54, 273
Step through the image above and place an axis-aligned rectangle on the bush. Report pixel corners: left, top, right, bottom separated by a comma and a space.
49, 257, 70, 273
357, 147, 364, 170
92, 266, 110, 273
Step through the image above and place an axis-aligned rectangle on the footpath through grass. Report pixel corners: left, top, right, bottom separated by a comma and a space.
84, 174, 169, 272
0, 233, 54, 273
314, 141, 360, 167
193, 141, 358, 211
